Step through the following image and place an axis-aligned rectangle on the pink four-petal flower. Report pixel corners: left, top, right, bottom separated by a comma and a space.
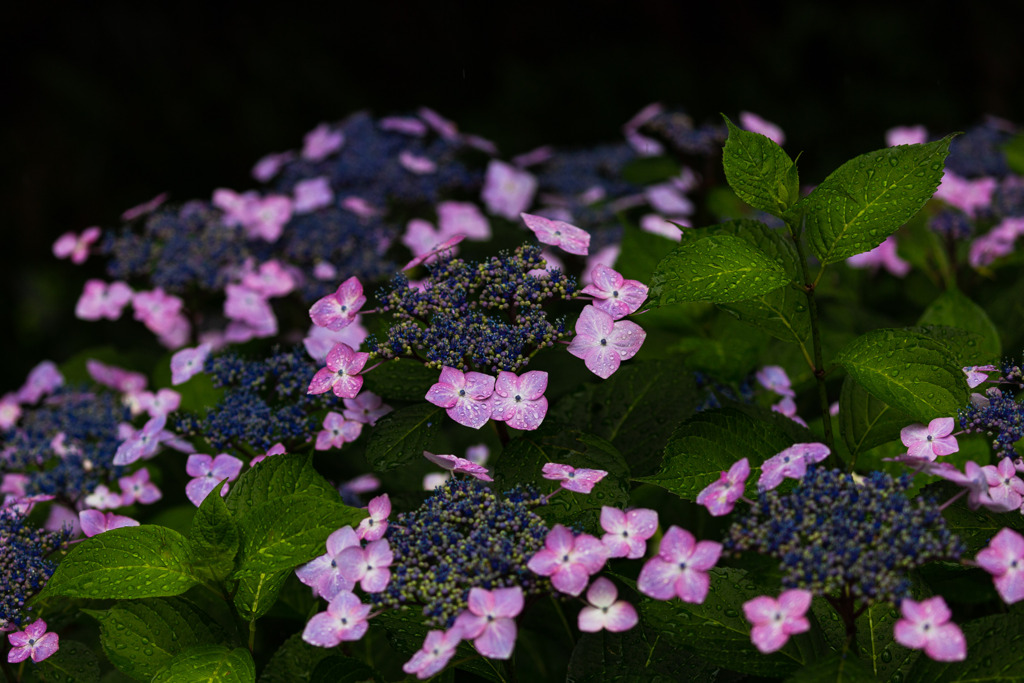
295, 526, 359, 600
309, 276, 366, 331
302, 591, 371, 648
315, 412, 363, 451
422, 451, 493, 482
79, 509, 140, 537
527, 524, 608, 596
976, 527, 1024, 604
356, 493, 391, 542
541, 463, 608, 494
307, 343, 370, 399
53, 227, 101, 264
184, 453, 244, 506
453, 586, 524, 660
521, 212, 591, 256
577, 577, 639, 633
696, 458, 750, 517
637, 526, 722, 603
567, 305, 646, 379
893, 596, 967, 662
425, 366, 495, 429
7, 619, 59, 663
337, 538, 393, 593
490, 370, 548, 431
742, 589, 812, 654
600, 506, 659, 559
580, 264, 648, 319
900, 418, 959, 461
75, 280, 134, 320
758, 443, 830, 491
402, 628, 463, 680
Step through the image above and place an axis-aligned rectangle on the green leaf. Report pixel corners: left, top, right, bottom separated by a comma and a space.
85, 598, 224, 681
939, 488, 1024, 555
1005, 132, 1024, 175
790, 136, 953, 264
225, 453, 337, 518
784, 654, 877, 682
854, 601, 919, 682
364, 403, 443, 472
640, 567, 813, 677
361, 359, 441, 401
188, 487, 240, 585
236, 495, 365, 574
567, 626, 723, 683
258, 633, 334, 683
835, 328, 969, 423
549, 358, 699, 476
42, 526, 198, 599
907, 612, 1024, 681
309, 656, 379, 683
650, 234, 790, 305
152, 645, 255, 683
838, 375, 914, 459
615, 224, 681, 283
918, 287, 1002, 359
639, 405, 813, 500
35, 639, 101, 683
722, 114, 799, 216
232, 568, 290, 621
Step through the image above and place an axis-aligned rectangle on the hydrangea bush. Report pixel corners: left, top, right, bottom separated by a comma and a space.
4, 104, 1024, 681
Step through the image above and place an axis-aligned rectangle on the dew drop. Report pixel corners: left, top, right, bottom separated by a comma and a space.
723, 608, 739, 618
889, 157, 899, 167
880, 649, 892, 663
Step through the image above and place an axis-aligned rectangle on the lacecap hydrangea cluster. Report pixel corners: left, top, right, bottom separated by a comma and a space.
725, 467, 964, 604
0, 507, 72, 628
368, 244, 575, 373
369, 478, 551, 629
958, 360, 1024, 460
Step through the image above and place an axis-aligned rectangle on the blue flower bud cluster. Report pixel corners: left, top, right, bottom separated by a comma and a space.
1, 386, 130, 503
946, 120, 1013, 179
994, 175, 1024, 218
959, 384, 1024, 461
0, 507, 72, 628
171, 346, 329, 452
370, 478, 551, 629
928, 208, 975, 240
725, 467, 963, 605
367, 244, 576, 373
693, 371, 756, 413
639, 109, 728, 156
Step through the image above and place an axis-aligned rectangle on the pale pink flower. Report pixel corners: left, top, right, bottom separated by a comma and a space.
1, 473, 29, 497
0, 394, 20, 430
567, 305, 646, 379
402, 219, 452, 263
423, 472, 451, 490
846, 235, 910, 277
137, 388, 181, 418
309, 276, 366, 331
490, 370, 548, 431
640, 214, 685, 240
79, 509, 140, 537
900, 418, 959, 461
964, 365, 998, 389
403, 629, 462, 680
465, 444, 489, 465
976, 527, 1024, 604
249, 442, 286, 468
542, 463, 607, 494
453, 586, 523, 660
251, 151, 293, 182
696, 458, 751, 517
307, 343, 370, 399
771, 396, 808, 427
86, 359, 146, 394
580, 265, 648, 319
75, 280, 133, 320
241, 260, 297, 298
296, 526, 359, 600
113, 415, 167, 466
886, 125, 928, 147
356, 493, 390, 542
17, 361, 63, 404
337, 538, 393, 592
343, 392, 392, 426
242, 195, 293, 241
578, 577, 639, 633
743, 589, 812, 653
528, 525, 607, 596
739, 111, 786, 145
623, 102, 665, 156
399, 151, 437, 174
637, 526, 722, 603
315, 412, 362, 451
422, 451, 492, 482
758, 443, 830, 490
118, 468, 161, 505
184, 453, 243, 506
132, 288, 185, 336
293, 176, 334, 214
83, 484, 122, 510
756, 366, 795, 398
340, 474, 381, 496
482, 160, 537, 220
894, 596, 966, 661
212, 188, 259, 226
7, 619, 59, 663
521, 212, 590, 256
645, 183, 695, 216
600, 506, 658, 559
425, 367, 495, 429
121, 192, 168, 221
380, 116, 428, 136
981, 457, 1024, 512
53, 227, 101, 264
302, 123, 345, 161
303, 591, 371, 647
969, 228, 1018, 268
437, 200, 491, 240
403, 234, 465, 270
303, 319, 368, 364
935, 171, 998, 217
170, 343, 212, 385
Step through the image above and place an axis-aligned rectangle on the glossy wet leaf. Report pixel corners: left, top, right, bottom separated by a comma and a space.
364, 403, 443, 472
187, 486, 240, 585
722, 114, 799, 216
838, 375, 914, 460
918, 288, 1001, 360
225, 453, 338, 518
152, 645, 255, 683
906, 613, 1024, 681
34, 639, 101, 683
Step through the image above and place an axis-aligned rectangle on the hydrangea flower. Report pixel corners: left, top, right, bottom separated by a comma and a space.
170, 343, 213, 385
577, 578, 639, 634
739, 111, 786, 145
296, 526, 359, 600
975, 527, 1024, 604
17, 361, 64, 404
302, 122, 345, 161
567, 305, 646, 379
337, 538, 393, 593
481, 160, 537, 220
422, 451, 493, 482
755, 366, 795, 398
846, 235, 910, 277
343, 392, 392, 426
136, 389, 181, 419
303, 591, 370, 648
541, 463, 608, 494
900, 417, 959, 460
399, 150, 437, 174
402, 628, 462, 680
963, 365, 998, 388
79, 509, 140, 537
637, 526, 721, 603
527, 524, 607, 596
293, 176, 334, 214
356, 494, 390, 542
83, 484, 122, 510
309, 276, 366, 331
696, 457, 750, 516
490, 370, 548, 431
113, 415, 167, 466
520, 212, 591, 255
886, 125, 928, 147
75, 280, 134, 320
600, 506, 658, 559
315, 412, 362, 451
437, 200, 491, 241
980, 457, 1024, 512
425, 367, 496, 429
453, 586, 524, 660
52, 227, 101, 264
742, 589, 811, 654
579, 264, 648, 319
118, 468, 161, 505
935, 170, 998, 217
758, 443, 830, 491
184, 453, 244, 506
893, 596, 966, 662
307, 342, 370, 399
7, 619, 59, 663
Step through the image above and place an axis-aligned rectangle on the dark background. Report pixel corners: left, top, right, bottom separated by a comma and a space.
3, 0, 1023, 390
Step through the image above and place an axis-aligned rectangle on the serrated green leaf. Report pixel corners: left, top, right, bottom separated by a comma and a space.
236, 495, 365, 574
225, 453, 337, 517
188, 487, 240, 585
784, 654, 877, 682
42, 526, 198, 599
835, 328, 969, 423
361, 359, 441, 401
839, 375, 914, 460
906, 324, 994, 370
722, 115, 799, 216
650, 234, 790, 305
152, 645, 255, 683
35, 639, 101, 683
854, 601, 919, 682
640, 566, 813, 677
918, 287, 1001, 359
364, 403, 443, 472
907, 612, 1024, 681
549, 358, 699, 476
790, 136, 953, 264
85, 598, 224, 681
258, 633, 334, 683
638, 405, 813, 500
232, 568, 290, 621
